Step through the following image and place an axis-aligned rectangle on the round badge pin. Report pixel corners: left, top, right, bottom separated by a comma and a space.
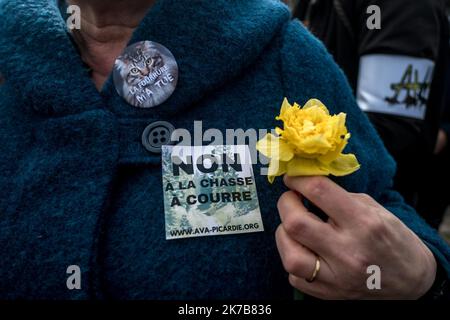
113, 41, 179, 108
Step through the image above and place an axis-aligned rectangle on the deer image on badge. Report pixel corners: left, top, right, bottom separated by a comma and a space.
113, 41, 179, 108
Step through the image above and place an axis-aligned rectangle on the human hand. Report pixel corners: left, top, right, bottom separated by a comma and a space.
276, 176, 437, 299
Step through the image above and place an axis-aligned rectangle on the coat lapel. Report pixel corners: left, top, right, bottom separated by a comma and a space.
0, 0, 290, 117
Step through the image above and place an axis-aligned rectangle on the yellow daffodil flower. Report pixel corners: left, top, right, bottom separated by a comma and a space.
257, 98, 360, 183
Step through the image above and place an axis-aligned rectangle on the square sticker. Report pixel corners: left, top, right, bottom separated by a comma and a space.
162, 145, 264, 240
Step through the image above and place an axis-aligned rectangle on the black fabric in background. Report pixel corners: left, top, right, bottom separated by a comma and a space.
416, 45, 450, 228
295, 0, 449, 224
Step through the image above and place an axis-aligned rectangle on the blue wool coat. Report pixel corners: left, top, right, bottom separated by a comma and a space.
0, 0, 449, 299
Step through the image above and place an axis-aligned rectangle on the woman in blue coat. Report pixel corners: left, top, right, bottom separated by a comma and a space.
0, 0, 449, 299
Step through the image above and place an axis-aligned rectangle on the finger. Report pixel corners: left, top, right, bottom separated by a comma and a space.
289, 274, 344, 300
284, 175, 359, 225
277, 191, 336, 255
276, 226, 333, 282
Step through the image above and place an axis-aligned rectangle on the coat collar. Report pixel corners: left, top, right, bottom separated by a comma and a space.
0, 0, 290, 117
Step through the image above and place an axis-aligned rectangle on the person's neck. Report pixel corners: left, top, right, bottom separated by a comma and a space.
68, 0, 157, 90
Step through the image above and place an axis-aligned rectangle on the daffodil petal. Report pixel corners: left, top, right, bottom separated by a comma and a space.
278, 140, 295, 161
255, 133, 277, 158
258, 98, 360, 181
318, 135, 349, 164
256, 133, 294, 161
278, 98, 292, 121
275, 127, 284, 136
286, 157, 329, 176
303, 99, 329, 115
299, 135, 333, 155
267, 159, 287, 184
323, 153, 361, 176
